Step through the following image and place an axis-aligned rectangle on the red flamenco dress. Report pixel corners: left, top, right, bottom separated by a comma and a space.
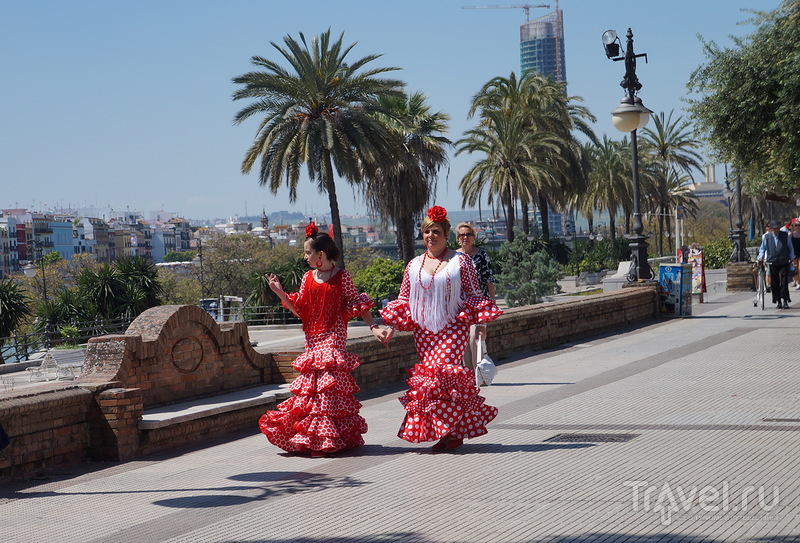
259, 269, 373, 454
380, 252, 502, 444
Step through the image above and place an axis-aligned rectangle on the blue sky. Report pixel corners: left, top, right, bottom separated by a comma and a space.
0, 0, 779, 221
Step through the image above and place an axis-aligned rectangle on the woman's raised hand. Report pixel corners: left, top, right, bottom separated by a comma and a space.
266, 274, 284, 295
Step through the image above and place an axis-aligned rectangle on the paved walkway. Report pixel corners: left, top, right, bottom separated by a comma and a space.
3, 291, 800, 542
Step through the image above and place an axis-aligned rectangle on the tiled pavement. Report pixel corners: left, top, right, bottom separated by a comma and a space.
3, 291, 800, 542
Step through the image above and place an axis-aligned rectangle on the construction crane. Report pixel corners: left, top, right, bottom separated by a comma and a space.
461, 4, 550, 22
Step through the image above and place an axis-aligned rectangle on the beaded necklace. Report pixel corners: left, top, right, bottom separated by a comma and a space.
418, 247, 449, 290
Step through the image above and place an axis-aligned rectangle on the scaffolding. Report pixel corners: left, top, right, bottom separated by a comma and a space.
519, 1, 565, 82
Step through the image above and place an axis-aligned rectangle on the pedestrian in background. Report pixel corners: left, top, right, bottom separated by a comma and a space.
456, 221, 496, 385
758, 219, 796, 309
790, 218, 800, 290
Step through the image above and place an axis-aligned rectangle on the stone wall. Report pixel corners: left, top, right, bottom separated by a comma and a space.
0, 286, 658, 480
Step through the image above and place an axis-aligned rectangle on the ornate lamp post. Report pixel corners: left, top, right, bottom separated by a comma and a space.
603, 28, 653, 281
729, 174, 750, 262
192, 237, 205, 300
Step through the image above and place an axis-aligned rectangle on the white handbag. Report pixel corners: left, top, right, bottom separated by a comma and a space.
475, 340, 496, 386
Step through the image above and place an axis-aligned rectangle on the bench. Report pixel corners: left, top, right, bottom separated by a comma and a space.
24, 349, 86, 381
135, 383, 293, 454
602, 261, 633, 293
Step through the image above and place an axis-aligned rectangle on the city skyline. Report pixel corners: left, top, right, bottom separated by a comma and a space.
1, 0, 777, 221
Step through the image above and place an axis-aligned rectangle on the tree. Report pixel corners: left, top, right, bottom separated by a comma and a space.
640, 110, 703, 255
460, 71, 595, 239
687, 1, 800, 198
457, 109, 563, 242
353, 258, 405, 312
0, 278, 32, 363
113, 256, 164, 319
583, 136, 631, 245
232, 29, 405, 266
364, 92, 451, 263
494, 233, 562, 306
163, 250, 196, 263
0, 278, 31, 339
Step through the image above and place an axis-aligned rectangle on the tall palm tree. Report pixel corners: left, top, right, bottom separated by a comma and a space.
640, 110, 704, 254
457, 109, 564, 242
364, 92, 451, 263
583, 136, 632, 245
465, 72, 595, 238
231, 29, 405, 266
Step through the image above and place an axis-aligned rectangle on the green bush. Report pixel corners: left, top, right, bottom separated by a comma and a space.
701, 239, 734, 269
353, 258, 405, 311
495, 234, 563, 306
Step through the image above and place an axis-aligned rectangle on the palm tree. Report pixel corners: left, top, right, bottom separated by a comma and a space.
0, 278, 31, 363
364, 92, 451, 263
78, 264, 123, 320
457, 109, 564, 242
583, 136, 632, 246
640, 110, 704, 254
465, 72, 595, 238
232, 29, 405, 266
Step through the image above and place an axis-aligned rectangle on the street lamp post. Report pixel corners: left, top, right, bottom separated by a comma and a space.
603, 27, 653, 281
730, 174, 750, 262
193, 237, 205, 300
23, 241, 51, 348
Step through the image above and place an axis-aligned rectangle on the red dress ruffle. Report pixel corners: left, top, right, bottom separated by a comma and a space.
259, 270, 372, 454
381, 253, 502, 444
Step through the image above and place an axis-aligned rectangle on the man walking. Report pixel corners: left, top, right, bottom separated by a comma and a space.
758, 219, 796, 309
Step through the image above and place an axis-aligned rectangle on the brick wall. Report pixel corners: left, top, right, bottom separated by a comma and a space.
0, 286, 658, 480
0, 388, 92, 478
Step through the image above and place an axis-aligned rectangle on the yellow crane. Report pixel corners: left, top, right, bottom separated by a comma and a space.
461, 3, 551, 22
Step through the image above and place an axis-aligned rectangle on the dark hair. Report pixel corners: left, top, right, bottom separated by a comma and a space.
306, 232, 341, 262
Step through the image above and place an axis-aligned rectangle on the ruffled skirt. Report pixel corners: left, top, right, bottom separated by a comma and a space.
259, 346, 367, 454
398, 361, 498, 443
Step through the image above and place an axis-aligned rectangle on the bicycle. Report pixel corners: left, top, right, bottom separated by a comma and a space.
754, 260, 768, 310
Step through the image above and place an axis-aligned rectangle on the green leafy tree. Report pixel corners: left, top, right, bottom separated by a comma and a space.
583, 136, 631, 245
232, 29, 405, 266
163, 250, 196, 263
114, 256, 164, 316
687, 1, 800, 198
353, 258, 405, 312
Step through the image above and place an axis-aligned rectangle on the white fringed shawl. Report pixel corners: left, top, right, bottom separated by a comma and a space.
408, 254, 462, 333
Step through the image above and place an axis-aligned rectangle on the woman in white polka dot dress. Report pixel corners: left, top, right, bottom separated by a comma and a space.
259, 223, 393, 457
381, 206, 501, 451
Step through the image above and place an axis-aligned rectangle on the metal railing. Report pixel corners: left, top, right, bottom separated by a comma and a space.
0, 305, 301, 365
201, 304, 301, 326
0, 317, 133, 365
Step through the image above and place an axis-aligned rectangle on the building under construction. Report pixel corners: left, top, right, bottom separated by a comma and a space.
520, 1, 565, 82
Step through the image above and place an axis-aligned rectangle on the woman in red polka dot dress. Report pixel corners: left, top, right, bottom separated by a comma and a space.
381, 206, 501, 451
259, 223, 394, 457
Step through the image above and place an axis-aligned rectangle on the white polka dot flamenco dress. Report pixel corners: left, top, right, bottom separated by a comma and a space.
381, 253, 501, 444
259, 270, 372, 454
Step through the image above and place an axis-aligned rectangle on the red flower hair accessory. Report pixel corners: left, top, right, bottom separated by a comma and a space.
427, 206, 448, 223
305, 221, 318, 238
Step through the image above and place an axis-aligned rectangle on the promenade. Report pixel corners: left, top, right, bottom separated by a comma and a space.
2, 290, 800, 542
